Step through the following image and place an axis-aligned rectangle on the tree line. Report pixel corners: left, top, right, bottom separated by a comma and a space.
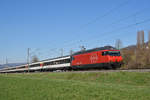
120, 30, 150, 69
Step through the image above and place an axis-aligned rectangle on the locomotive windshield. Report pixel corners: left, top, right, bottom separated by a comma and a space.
102, 51, 120, 56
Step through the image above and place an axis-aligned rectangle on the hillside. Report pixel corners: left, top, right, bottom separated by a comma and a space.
0, 63, 26, 69
121, 42, 150, 69
122, 42, 149, 50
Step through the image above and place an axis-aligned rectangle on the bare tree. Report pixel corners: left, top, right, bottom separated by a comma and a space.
148, 31, 150, 48
115, 39, 122, 50
121, 30, 150, 69
31, 55, 39, 63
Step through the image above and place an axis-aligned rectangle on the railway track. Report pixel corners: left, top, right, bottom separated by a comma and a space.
54, 69, 150, 73
1, 67, 150, 74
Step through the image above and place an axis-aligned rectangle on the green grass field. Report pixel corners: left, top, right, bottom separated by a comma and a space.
0, 71, 150, 100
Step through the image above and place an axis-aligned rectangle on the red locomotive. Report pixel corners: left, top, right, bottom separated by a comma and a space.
71, 46, 123, 69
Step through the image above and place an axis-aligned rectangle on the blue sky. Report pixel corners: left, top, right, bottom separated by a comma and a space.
0, 0, 150, 64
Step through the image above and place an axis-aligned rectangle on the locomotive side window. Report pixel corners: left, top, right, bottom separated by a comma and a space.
65, 59, 70, 63
108, 51, 120, 56
102, 51, 120, 56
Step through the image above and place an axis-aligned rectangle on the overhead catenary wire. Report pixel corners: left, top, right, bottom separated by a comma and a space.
56, 18, 149, 53
59, 17, 150, 53
57, 8, 150, 51
77, 0, 132, 31
83, 18, 150, 47
40, 15, 150, 59
30, 0, 150, 60
44, 17, 150, 58
61, 8, 149, 48
46, 0, 132, 49
103, 8, 148, 28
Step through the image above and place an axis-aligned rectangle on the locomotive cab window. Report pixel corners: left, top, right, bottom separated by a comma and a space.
102, 51, 108, 56
102, 52, 104, 56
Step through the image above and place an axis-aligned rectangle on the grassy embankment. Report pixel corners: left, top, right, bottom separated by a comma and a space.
0, 72, 150, 100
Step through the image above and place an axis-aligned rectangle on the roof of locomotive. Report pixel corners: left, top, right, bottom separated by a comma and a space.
72, 46, 117, 55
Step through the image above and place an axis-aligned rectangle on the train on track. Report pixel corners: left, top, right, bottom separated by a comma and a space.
0, 46, 123, 73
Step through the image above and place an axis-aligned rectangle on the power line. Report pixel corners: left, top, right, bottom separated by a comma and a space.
58, 18, 150, 53
31, 0, 149, 59
44, 17, 150, 57
104, 8, 148, 27
83, 18, 150, 46
62, 9, 150, 50
63, 9, 147, 47
78, 0, 131, 30
46, 0, 132, 50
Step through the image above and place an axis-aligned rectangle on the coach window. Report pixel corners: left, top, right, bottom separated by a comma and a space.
22, 66, 25, 68
55, 61, 59, 64
44, 62, 50, 66
30, 64, 34, 67
60, 60, 64, 64
66, 59, 70, 63
31, 64, 40, 67
49, 62, 52, 65
53, 61, 56, 65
